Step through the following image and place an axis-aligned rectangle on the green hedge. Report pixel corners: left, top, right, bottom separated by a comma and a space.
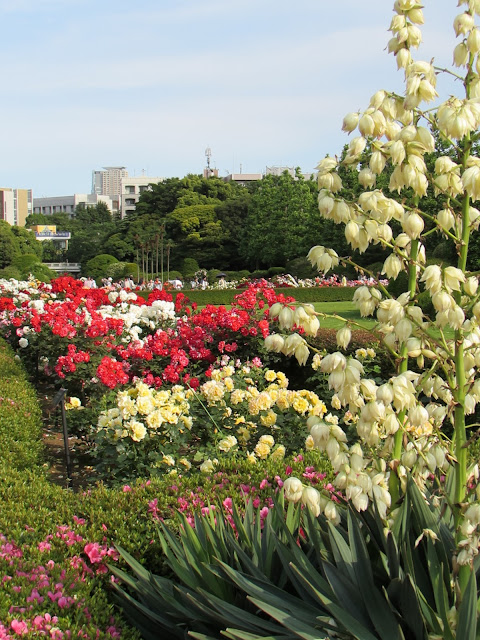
137, 286, 358, 305
0, 341, 43, 471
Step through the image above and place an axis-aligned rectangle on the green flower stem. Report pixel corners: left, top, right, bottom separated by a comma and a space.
390, 238, 420, 502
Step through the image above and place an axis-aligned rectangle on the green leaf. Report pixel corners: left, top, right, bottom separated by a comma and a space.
195, 587, 287, 635
248, 596, 329, 640
456, 569, 478, 640
322, 560, 372, 629
345, 512, 404, 640
289, 563, 381, 640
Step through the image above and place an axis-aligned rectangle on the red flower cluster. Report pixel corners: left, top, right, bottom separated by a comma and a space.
96, 356, 129, 389
55, 344, 91, 379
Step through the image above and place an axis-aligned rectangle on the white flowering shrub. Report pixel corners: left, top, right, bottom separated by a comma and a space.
265, 1, 480, 597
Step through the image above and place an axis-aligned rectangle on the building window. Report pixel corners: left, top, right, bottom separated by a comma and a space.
125, 198, 136, 205
125, 186, 135, 194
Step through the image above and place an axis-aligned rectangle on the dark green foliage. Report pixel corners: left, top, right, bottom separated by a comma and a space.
0, 265, 22, 279
84, 254, 119, 278
11, 253, 41, 270
166, 269, 183, 281
417, 290, 434, 318
112, 480, 476, 640
240, 171, 319, 269
268, 267, 286, 276
181, 257, 200, 277
285, 257, 318, 279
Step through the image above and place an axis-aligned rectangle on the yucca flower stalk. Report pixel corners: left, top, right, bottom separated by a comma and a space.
263, 1, 480, 624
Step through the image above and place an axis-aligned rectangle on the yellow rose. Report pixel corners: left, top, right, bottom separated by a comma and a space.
260, 410, 277, 427
230, 389, 245, 405
259, 434, 275, 447
129, 420, 147, 442
162, 454, 175, 466
264, 370, 277, 382
305, 434, 315, 450
270, 445, 286, 460
224, 377, 234, 391
66, 397, 81, 409
218, 435, 238, 452
236, 426, 251, 444
181, 416, 193, 430
254, 441, 271, 459
292, 395, 309, 414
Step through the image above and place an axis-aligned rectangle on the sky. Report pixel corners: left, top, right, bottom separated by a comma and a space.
0, 0, 461, 197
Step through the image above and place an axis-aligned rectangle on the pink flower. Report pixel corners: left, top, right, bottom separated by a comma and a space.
84, 542, 104, 564
222, 497, 233, 512
122, 485, 132, 492
38, 541, 51, 552
11, 620, 28, 635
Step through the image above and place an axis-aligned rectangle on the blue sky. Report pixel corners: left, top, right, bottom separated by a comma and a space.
0, 0, 459, 197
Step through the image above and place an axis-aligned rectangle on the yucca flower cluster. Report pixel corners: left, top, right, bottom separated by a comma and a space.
265, 0, 480, 582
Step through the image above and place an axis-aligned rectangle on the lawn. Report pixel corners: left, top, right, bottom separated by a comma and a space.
312, 301, 376, 330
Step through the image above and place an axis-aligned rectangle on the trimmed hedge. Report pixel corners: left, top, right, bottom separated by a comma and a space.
0, 341, 44, 471
137, 286, 358, 305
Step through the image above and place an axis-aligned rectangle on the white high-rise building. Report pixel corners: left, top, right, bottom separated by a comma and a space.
121, 175, 164, 218
92, 166, 129, 197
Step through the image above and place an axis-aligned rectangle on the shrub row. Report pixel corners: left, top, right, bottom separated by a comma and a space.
154, 286, 358, 306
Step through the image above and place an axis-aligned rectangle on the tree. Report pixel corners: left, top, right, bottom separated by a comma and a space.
75, 202, 112, 226
166, 204, 227, 268
84, 254, 118, 279
11, 226, 43, 260
240, 171, 318, 268
0, 222, 19, 269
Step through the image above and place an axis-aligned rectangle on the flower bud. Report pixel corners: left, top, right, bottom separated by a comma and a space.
403, 212, 424, 239
342, 112, 359, 133
283, 477, 303, 503
465, 276, 479, 296
301, 486, 321, 516
264, 334, 285, 353
336, 326, 352, 350
454, 12, 475, 36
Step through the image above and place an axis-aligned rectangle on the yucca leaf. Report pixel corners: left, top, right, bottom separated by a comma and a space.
345, 511, 404, 640
220, 629, 293, 640
215, 560, 331, 630
194, 587, 287, 635
326, 517, 356, 582
247, 596, 329, 640
111, 583, 187, 638
321, 560, 372, 629
272, 529, 335, 603
286, 566, 380, 640
385, 575, 424, 640
385, 531, 401, 582
456, 568, 478, 640
414, 588, 445, 637
428, 557, 454, 640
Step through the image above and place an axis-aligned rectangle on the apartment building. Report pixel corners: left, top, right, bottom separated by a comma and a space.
33, 193, 117, 218
92, 166, 129, 197
0, 188, 32, 226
